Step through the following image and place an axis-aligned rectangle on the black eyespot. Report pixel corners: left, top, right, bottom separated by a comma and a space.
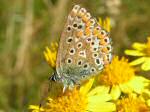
91, 42, 95, 45
91, 67, 96, 72
83, 64, 88, 68
96, 58, 101, 65
94, 53, 97, 57
73, 23, 77, 27
78, 25, 82, 29
67, 58, 72, 64
67, 26, 71, 31
77, 60, 82, 65
90, 20, 94, 24
101, 31, 104, 35
93, 48, 97, 51
70, 49, 74, 53
87, 38, 91, 41
104, 38, 108, 43
82, 75, 86, 78
107, 46, 111, 50
68, 38, 72, 42
77, 43, 82, 48
96, 27, 100, 30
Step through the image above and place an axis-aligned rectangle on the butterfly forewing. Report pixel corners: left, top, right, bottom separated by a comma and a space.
56, 5, 112, 86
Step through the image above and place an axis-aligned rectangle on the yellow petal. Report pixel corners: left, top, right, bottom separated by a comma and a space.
99, 18, 102, 26
129, 57, 146, 66
125, 50, 146, 56
87, 102, 116, 112
88, 86, 110, 96
28, 105, 44, 111
141, 57, 150, 71
88, 94, 112, 103
132, 42, 147, 51
147, 99, 150, 107
119, 83, 133, 93
110, 85, 121, 100
80, 78, 94, 95
127, 76, 150, 94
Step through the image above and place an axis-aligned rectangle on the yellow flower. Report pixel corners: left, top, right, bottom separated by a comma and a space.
140, 88, 150, 107
29, 78, 116, 112
28, 105, 44, 112
98, 56, 150, 100
125, 37, 150, 71
43, 42, 58, 68
116, 94, 150, 112
99, 17, 111, 32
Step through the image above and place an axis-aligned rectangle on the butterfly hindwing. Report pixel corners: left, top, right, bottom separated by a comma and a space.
56, 5, 112, 85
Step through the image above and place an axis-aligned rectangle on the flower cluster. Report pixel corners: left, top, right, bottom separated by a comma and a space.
29, 18, 150, 112
125, 37, 150, 71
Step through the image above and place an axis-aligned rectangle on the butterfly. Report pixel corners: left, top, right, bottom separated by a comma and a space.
49, 5, 112, 91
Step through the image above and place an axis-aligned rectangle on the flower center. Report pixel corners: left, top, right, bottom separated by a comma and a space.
117, 95, 149, 112
44, 88, 88, 112
99, 56, 135, 86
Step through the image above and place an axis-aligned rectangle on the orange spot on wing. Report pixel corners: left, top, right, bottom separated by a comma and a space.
97, 33, 105, 39
93, 28, 99, 36
85, 27, 91, 36
99, 39, 108, 45
86, 21, 91, 27
103, 55, 110, 65
82, 15, 89, 23
101, 47, 109, 53
76, 31, 83, 37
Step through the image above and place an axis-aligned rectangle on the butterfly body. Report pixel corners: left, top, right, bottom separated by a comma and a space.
50, 5, 112, 90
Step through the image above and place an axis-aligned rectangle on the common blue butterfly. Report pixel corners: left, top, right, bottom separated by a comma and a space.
49, 5, 112, 91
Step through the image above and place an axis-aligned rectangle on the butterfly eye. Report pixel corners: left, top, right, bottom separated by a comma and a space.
67, 58, 72, 64
69, 48, 75, 55
67, 25, 72, 32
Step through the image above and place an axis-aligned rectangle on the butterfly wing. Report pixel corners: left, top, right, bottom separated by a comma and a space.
56, 5, 112, 85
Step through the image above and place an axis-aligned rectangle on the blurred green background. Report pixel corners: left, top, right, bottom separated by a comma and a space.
0, 0, 150, 111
